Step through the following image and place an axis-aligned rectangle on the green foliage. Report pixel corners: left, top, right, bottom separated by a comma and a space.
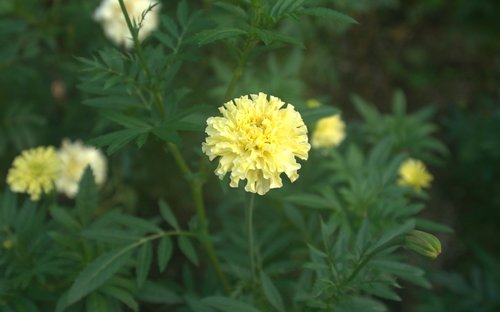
5, 0, 498, 311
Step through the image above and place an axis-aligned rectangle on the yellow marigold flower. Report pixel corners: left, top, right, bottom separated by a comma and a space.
56, 139, 107, 198
398, 158, 433, 191
6, 146, 60, 201
202, 93, 311, 195
311, 114, 346, 149
94, 0, 161, 49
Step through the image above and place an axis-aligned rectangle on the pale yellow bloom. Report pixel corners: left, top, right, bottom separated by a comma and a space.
94, 0, 161, 48
56, 140, 107, 198
311, 115, 346, 149
202, 93, 311, 195
398, 158, 433, 191
6, 146, 60, 201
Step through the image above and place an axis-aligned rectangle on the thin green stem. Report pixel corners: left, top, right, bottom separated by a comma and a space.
247, 193, 256, 281
118, 0, 165, 119
223, 39, 257, 101
165, 143, 231, 294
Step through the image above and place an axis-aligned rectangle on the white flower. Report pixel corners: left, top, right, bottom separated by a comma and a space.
94, 0, 161, 48
56, 140, 107, 198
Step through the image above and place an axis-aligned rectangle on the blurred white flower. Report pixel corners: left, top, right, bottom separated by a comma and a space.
56, 140, 107, 198
94, 0, 161, 49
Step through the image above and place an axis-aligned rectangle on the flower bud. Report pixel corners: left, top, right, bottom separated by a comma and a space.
404, 230, 442, 259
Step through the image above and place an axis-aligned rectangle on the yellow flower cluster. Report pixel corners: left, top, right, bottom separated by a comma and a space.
311, 115, 346, 149
202, 93, 311, 195
6, 141, 107, 201
6, 146, 60, 201
398, 158, 433, 191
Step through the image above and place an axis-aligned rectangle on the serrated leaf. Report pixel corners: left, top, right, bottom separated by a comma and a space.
159, 199, 179, 230
136, 242, 153, 288
157, 236, 173, 272
195, 28, 247, 45
201, 296, 261, 312
178, 236, 198, 266
65, 246, 135, 306
302, 7, 358, 24
260, 272, 285, 312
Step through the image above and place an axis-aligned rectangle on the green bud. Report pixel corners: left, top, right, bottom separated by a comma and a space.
404, 230, 442, 259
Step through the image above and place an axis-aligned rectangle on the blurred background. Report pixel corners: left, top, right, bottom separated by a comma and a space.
0, 0, 499, 310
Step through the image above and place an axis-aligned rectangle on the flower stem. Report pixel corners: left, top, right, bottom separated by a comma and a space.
223, 39, 257, 101
118, 0, 165, 119
165, 143, 231, 293
247, 193, 257, 281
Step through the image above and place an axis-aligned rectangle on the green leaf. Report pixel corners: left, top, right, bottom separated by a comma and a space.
65, 246, 135, 306
259, 272, 285, 312
201, 296, 261, 312
137, 281, 182, 304
158, 236, 173, 272
136, 242, 153, 288
302, 7, 358, 24
283, 193, 330, 209
85, 293, 109, 312
101, 285, 138, 311
151, 126, 182, 144
76, 167, 98, 225
177, 0, 189, 27
178, 236, 198, 266
50, 206, 81, 231
112, 213, 162, 233
101, 112, 151, 129
270, 0, 305, 18
195, 28, 247, 45
81, 228, 140, 244
159, 199, 179, 230
416, 218, 453, 233
366, 220, 415, 254
90, 128, 149, 155
254, 29, 304, 48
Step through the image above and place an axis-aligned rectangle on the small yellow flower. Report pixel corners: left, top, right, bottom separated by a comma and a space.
398, 158, 433, 191
202, 93, 311, 195
56, 139, 107, 198
6, 146, 60, 201
311, 114, 346, 149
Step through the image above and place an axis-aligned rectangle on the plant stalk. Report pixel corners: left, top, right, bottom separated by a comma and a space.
247, 193, 257, 281
166, 143, 231, 293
